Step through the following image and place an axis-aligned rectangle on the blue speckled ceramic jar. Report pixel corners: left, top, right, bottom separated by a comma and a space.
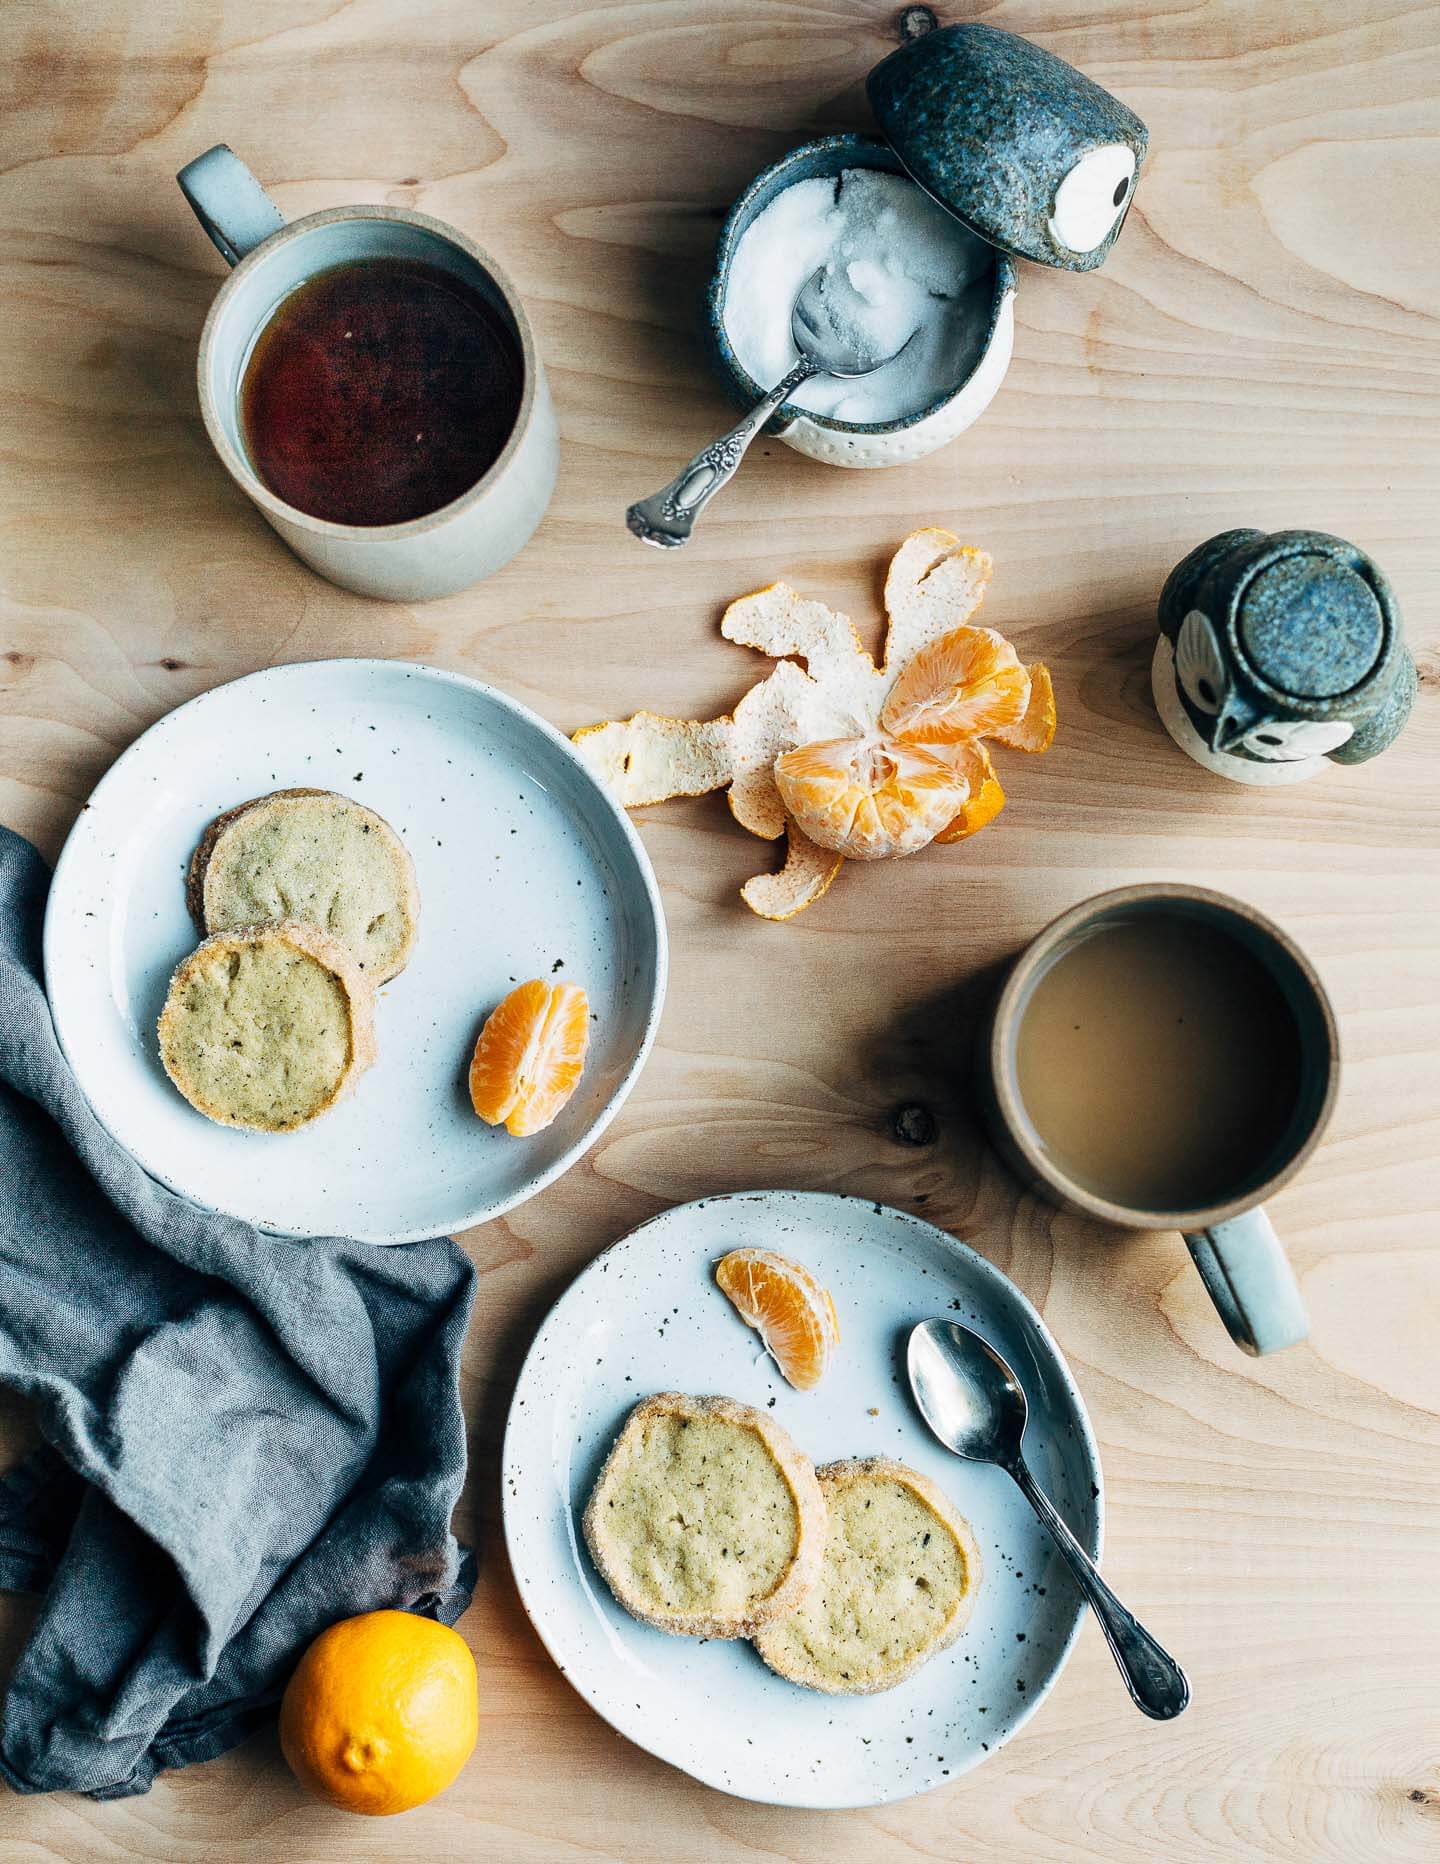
706, 134, 1016, 470
704, 25, 1148, 471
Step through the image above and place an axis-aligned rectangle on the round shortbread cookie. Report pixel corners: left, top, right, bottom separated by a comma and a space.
158, 920, 377, 1133
753, 1456, 981, 1694
582, 1392, 826, 1640
187, 788, 419, 983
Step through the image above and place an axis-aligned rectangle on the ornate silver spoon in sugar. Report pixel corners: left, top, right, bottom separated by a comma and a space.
626, 265, 914, 549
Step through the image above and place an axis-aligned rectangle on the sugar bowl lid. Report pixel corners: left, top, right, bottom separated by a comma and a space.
867, 22, 1149, 273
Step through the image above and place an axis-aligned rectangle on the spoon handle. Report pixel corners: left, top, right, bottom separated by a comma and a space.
1007, 1456, 1190, 1720
626, 358, 818, 548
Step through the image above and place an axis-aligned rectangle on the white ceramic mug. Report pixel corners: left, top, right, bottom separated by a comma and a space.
177, 146, 558, 601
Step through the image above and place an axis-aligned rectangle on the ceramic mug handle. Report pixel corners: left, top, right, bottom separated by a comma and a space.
1184, 1209, 1308, 1356
176, 145, 286, 267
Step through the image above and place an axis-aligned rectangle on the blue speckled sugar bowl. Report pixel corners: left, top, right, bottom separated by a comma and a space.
705, 133, 1016, 469
705, 23, 1149, 470
1153, 528, 1417, 784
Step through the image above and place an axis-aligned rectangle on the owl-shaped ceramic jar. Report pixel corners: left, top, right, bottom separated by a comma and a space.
704, 24, 1149, 468
1153, 529, 1416, 784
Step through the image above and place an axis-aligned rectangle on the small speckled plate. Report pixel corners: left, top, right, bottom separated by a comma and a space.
502, 1191, 1102, 1808
43, 660, 666, 1242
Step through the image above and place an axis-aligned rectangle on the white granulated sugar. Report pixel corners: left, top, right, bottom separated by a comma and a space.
723, 168, 995, 425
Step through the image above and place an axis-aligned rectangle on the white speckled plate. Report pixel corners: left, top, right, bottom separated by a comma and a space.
502, 1191, 1102, 1808
43, 660, 666, 1242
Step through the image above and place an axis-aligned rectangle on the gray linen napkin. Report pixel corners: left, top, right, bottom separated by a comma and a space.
0, 825, 478, 1799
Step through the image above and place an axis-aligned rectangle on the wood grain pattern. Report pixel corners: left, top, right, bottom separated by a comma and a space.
1, 1, 1438, 1858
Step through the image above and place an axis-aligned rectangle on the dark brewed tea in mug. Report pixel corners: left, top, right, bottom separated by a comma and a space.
239, 257, 523, 527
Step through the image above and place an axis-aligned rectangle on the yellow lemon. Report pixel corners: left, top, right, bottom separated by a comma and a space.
279, 1610, 477, 1816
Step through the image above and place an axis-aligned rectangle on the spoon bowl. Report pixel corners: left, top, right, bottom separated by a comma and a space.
908, 1318, 1030, 1465
789, 263, 916, 378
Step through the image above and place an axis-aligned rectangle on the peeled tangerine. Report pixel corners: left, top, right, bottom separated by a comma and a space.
469, 978, 589, 1137
715, 1247, 840, 1391
570, 529, 1057, 915
775, 623, 1058, 861
774, 736, 967, 861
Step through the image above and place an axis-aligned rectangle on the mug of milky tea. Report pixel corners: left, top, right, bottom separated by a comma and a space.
177, 146, 558, 600
981, 884, 1339, 1356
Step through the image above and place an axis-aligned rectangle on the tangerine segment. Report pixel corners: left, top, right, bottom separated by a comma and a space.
469, 978, 589, 1137
774, 735, 968, 861
715, 1248, 840, 1392
991, 662, 1056, 753
933, 741, 1007, 843
880, 625, 1030, 745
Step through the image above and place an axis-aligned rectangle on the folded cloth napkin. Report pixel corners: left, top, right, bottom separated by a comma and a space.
0, 826, 478, 1799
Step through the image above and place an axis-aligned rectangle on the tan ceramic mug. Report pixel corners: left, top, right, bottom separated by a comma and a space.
177, 145, 558, 601
981, 883, 1339, 1356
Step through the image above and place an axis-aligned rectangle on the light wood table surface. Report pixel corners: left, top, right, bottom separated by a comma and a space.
1, 2, 1437, 1858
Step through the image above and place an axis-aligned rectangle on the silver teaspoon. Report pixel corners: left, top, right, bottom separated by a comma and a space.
626, 265, 915, 549
907, 1318, 1190, 1721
